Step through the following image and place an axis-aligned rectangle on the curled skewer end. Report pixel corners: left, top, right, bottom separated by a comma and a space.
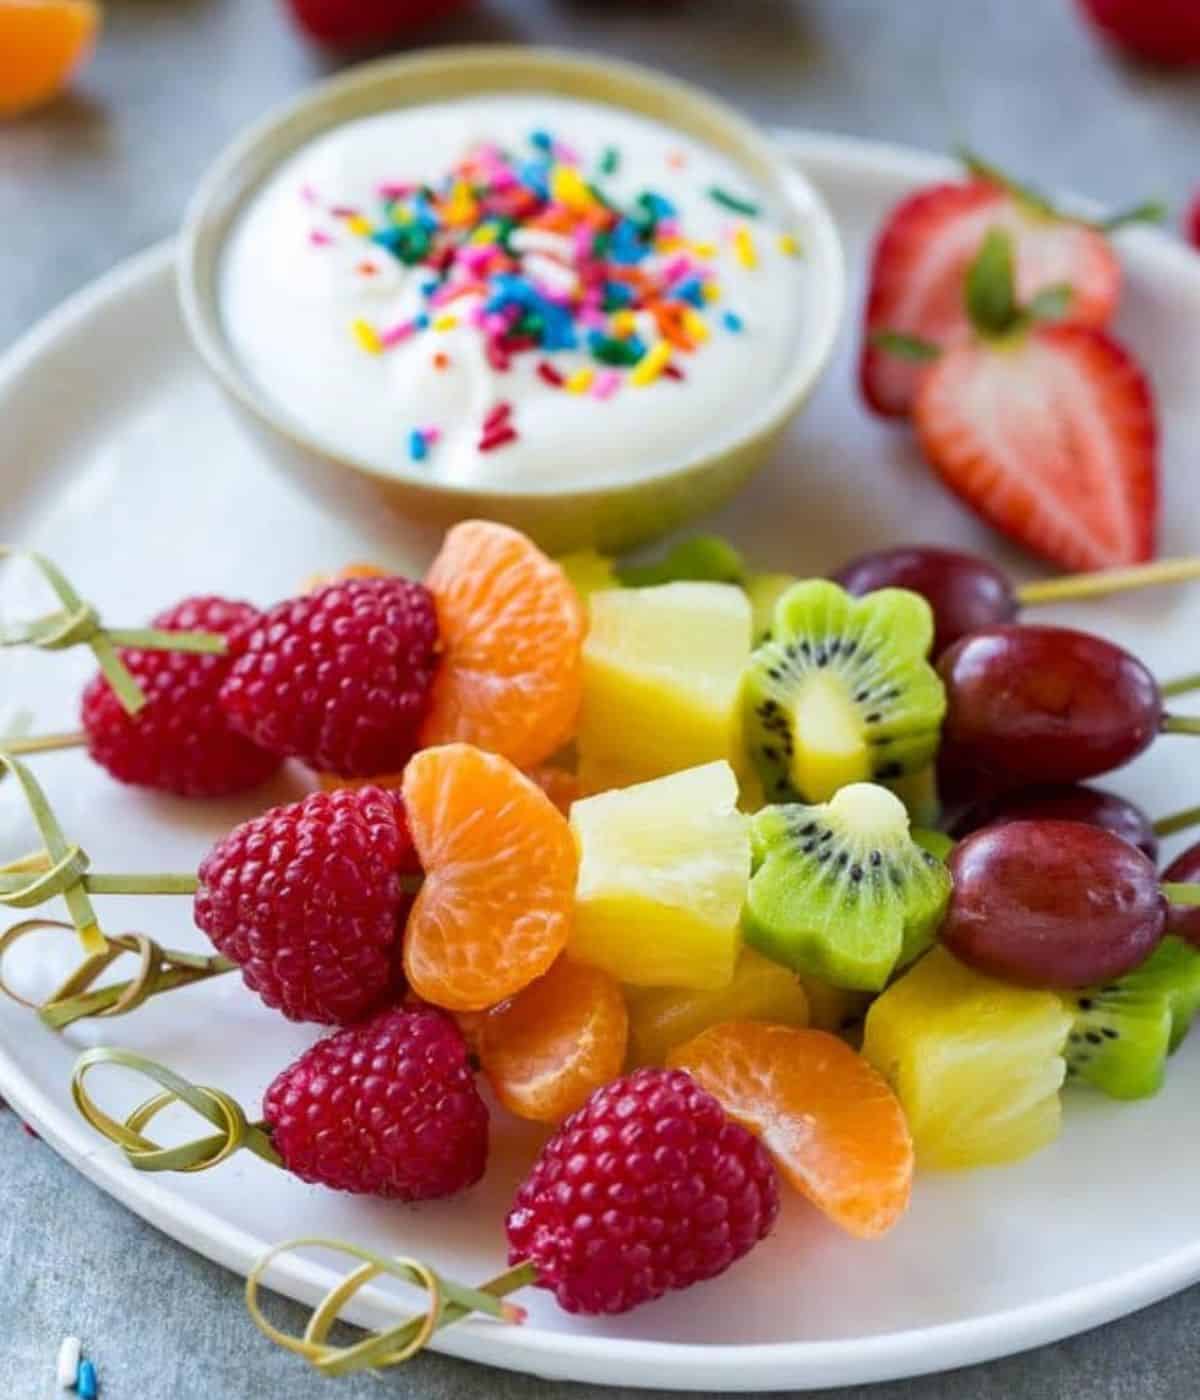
244, 1238, 532, 1377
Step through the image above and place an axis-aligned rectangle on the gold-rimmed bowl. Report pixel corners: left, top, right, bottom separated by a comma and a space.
178, 45, 845, 553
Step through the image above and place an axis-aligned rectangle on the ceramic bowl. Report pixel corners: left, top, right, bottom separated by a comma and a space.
178, 45, 845, 553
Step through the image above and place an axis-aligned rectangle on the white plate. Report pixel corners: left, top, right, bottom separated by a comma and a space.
2, 132, 1200, 1393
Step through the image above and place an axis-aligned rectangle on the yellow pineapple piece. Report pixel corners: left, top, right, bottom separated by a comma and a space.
558, 549, 617, 602
578, 583, 751, 792
863, 947, 1071, 1170
626, 948, 810, 1066
796, 974, 873, 1033
570, 761, 749, 990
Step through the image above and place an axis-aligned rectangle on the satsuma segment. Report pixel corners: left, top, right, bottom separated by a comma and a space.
526, 764, 581, 816
322, 762, 578, 809
479, 958, 628, 1122
420, 521, 585, 770
303, 562, 389, 593
0, 1, 99, 117
402, 743, 576, 1011
669, 1022, 913, 1239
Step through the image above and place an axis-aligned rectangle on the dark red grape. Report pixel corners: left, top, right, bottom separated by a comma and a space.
938, 626, 1162, 797
944, 820, 1167, 987
950, 784, 1158, 861
1163, 840, 1200, 947
833, 546, 1017, 656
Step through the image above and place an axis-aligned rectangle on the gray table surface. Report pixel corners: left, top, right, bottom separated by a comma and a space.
3, 1, 1200, 1396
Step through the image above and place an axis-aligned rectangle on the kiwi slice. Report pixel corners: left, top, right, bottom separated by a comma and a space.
616, 534, 746, 588
1065, 936, 1200, 1099
742, 580, 945, 805
744, 782, 952, 991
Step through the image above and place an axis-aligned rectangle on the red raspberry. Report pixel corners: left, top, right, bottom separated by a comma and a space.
263, 1004, 488, 1199
219, 576, 439, 778
195, 785, 419, 1024
80, 596, 281, 798
506, 1068, 779, 1315
1076, 0, 1200, 65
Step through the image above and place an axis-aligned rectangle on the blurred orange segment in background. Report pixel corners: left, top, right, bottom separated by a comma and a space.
0, 1, 99, 117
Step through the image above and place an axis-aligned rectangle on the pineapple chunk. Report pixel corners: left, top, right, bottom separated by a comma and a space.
578, 583, 751, 792
570, 761, 749, 990
863, 947, 1071, 1170
558, 549, 617, 602
796, 974, 873, 1033
744, 572, 798, 645
626, 948, 809, 1066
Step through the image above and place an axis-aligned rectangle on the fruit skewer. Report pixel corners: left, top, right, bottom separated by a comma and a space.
0, 548, 227, 713
948, 785, 1200, 862
937, 624, 1200, 798
0, 743, 575, 1027
1, 520, 585, 794
834, 545, 1200, 657
73, 1048, 780, 1328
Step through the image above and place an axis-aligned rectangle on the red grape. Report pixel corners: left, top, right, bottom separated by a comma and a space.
944, 820, 1166, 987
938, 625, 1161, 796
834, 546, 1017, 656
949, 784, 1158, 861
1163, 840, 1200, 946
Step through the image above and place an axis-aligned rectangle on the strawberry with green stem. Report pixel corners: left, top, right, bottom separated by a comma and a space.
875, 228, 1159, 572
860, 151, 1162, 419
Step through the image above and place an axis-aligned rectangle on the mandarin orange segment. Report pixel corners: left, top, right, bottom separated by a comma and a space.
302, 562, 389, 593
317, 769, 404, 793
668, 1022, 913, 1239
526, 764, 581, 816
0, 1, 99, 117
402, 743, 576, 1012
479, 957, 628, 1122
452, 1009, 488, 1058
420, 521, 585, 770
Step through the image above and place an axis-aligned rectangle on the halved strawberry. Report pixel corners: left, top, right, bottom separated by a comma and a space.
1076, 0, 1200, 67
909, 232, 1158, 571
284, 0, 471, 46
860, 164, 1139, 419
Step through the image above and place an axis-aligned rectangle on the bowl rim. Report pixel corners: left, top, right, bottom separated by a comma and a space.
177, 43, 846, 504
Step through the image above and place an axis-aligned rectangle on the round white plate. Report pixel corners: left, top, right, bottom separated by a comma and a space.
2, 132, 1200, 1393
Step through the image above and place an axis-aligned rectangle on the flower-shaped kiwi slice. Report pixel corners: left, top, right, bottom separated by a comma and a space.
744, 782, 952, 992
742, 580, 945, 805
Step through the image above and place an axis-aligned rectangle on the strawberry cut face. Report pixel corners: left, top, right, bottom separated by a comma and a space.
860, 181, 1121, 418
913, 324, 1158, 571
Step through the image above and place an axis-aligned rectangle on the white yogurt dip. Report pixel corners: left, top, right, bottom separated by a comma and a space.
220, 94, 807, 490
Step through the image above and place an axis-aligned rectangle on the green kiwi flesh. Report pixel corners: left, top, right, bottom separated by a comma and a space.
742, 580, 946, 805
1065, 936, 1200, 1099
744, 781, 953, 991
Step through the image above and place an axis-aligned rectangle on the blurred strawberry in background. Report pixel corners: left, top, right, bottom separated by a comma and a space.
1187, 193, 1200, 251
0, 0, 99, 117
285, 0, 473, 46
1076, 0, 1200, 66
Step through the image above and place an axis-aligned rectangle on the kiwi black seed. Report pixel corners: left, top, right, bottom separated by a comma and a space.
1065, 936, 1200, 1100
741, 580, 946, 805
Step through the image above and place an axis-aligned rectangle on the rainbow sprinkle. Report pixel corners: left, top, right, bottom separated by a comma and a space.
351, 318, 382, 355
733, 224, 758, 270
308, 126, 770, 458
